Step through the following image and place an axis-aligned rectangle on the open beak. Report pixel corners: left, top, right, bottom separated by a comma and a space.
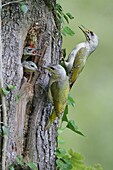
79, 25, 88, 35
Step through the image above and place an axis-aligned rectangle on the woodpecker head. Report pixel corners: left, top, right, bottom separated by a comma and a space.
43, 64, 67, 80
23, 46, 38, 56
22, 61, 38, 72
79, 25, 98, 52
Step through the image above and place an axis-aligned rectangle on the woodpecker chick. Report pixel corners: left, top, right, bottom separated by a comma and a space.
23, 46, 40, 60
22, 61, 38, 72
64, 25, 98, 88
44, 64, 69, 130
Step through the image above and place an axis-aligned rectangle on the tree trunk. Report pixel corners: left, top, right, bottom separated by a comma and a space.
0, 0, 62, 169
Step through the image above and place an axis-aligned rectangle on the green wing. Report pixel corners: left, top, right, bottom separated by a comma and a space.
69, 47, 88, 89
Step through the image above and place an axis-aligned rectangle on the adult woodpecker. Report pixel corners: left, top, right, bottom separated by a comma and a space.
22, 60, 38, 72
63, 25, 98, 88
44, 64, 69, 130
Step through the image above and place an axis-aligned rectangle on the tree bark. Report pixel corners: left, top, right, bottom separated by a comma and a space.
0, 0, 62, 169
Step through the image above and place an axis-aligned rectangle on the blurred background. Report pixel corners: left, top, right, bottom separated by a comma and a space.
58, 0, 113, 169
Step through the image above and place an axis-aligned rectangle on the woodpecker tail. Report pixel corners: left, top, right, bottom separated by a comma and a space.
45, 109, 57, 130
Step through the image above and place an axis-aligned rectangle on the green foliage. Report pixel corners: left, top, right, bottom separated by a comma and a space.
26, 162, 37, 170
62, 26, 75, 36
56, 148, 103, 170
1, 87, 9, 95
1, 84, 15, 95
57, 95, 102, 169
16, 155, 24, 166
56, 148, 72, 170
61, 94, 84, 136
2, 125, 9, 136
68, 94, 76, 107
55, 3, 75, 36
15, 94, 20, 103
9, 165, 15, 170
66, 120, 84, 136
16, 155, 37, 170
66, 13, 74, 20
0, 124, 8, 136
20, 3, 28, 13
7, 84, 15, 90
9, 155, 38, 170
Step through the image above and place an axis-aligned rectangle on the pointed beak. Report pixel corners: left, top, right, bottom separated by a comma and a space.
42, 65, 55, 75
79, 25, 88, 36
42, 65, 53, 72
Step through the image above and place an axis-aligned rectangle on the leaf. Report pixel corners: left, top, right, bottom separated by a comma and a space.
63, 14, 69, 23
56, 148, 67, 158
21, 4, 28, 13
58, 128, 64, 135
58, 135, 65, 144
1, 87, 9, 95
16, 155, 24, 166
68, 94, 76, 107
15, 94, 19, 103
66, 13, 74, 19
2, 125, 8, 136
66, 120, 84, 136
56, 148, 72, 170
62, 105, 69, 122
62, 26, 75, 36
56, 159, 72, 170
9, 165, 15, 170
56, 3, 63, 13
68, 149, 84, 161
26, 162, 37, 170
7, 84, 15, 90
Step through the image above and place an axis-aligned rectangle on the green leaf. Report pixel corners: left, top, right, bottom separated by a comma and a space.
1, 87, 9, 95
58, 128, 64, 135
56, 148, 72, 170
56, 159, 72, 170
9, 164, 15, 170
16, 155, 24, 166
21, 4, 28, 13
15, 94, 19, 103
2, 125, 8, 136
58, 135, 65, 144
62, 26, 75, 36
56, 3, 63, 13
56, 148, 67, 158
66, 120, 84, 136
68, 94, 76, 107
63, 14, 69, 23
66, 13, 74, 19
62, 105, 69, 122
26, 162, 37, 170
7, 84, 15, 90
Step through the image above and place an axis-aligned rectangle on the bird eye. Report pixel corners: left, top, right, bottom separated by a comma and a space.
90, 31, 94, 36
31, 64, 34, 67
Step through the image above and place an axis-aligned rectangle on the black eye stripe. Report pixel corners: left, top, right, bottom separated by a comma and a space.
90, 31, 94, 36
50, 66, 55, 70
28, 48, 32, 51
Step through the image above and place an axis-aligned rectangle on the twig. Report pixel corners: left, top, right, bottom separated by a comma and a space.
0, 3, 8, 170
2, 0, 23, 7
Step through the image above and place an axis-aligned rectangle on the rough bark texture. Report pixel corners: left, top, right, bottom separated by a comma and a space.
0, 0, 62, 169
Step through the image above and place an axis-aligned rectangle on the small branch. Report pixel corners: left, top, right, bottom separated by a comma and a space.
2, 0, 23, 7
0, 3, 8, 170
